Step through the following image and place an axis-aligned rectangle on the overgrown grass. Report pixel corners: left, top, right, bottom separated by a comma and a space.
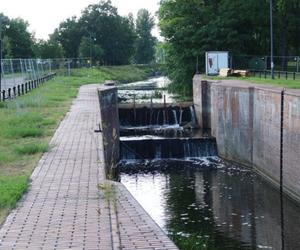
15, 142, 49, 155
0, 65, 152, 224
0, 175, 29, 223
71, 65, 155, 84
0, 175, 28, 209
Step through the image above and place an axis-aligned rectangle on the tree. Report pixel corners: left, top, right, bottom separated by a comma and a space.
79, 36, 103, 64
52, 17, 83, 58
159, 0, 206, 95
5, 18, 35, 58
2, 36, 12, 58
34, 39, 65, 59
158, 0, 300, 95
51, 0, 136, 65
80, 0, 136, 65
134, 9, 156, 64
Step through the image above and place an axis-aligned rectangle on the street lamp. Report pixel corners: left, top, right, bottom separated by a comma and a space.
0, 18, 3, 94
0, 18, 9, 94
270, 0, 275, 79
89, 34, 96, 67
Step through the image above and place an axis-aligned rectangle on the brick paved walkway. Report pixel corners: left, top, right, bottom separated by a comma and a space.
0, 84, 177, 250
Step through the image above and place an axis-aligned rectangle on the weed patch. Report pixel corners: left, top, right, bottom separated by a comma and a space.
0, 175, 28, 209
15, 143, 49, 155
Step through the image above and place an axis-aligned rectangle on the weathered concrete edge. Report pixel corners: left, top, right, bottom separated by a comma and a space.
217, 152, 300, 204
97, 85, 179, 249
193, 75, 300, 204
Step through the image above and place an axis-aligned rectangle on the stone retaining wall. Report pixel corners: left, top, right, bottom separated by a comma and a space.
193, 75, 300, 202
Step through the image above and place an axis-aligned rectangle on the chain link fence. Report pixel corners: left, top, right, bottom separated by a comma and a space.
0, 58, 91, 101
0, 58, 91, 92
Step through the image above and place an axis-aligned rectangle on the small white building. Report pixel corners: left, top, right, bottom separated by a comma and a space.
205, 51, 229, 75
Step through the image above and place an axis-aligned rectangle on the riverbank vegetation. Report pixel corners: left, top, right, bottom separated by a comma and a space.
0, 65, 152, 224
158, 0, 300, 96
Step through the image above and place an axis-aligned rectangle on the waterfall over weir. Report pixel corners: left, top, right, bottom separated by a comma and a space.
119, 104, 200, 137
119, 105, 197, 127
120, 137, 218, 160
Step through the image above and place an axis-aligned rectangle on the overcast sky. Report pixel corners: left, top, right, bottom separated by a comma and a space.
1, 0, 161, 40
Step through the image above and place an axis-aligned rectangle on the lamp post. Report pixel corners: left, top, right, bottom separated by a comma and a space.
0, 18, 2, 94
270, 0, 275, 79
89, 33, 96, 67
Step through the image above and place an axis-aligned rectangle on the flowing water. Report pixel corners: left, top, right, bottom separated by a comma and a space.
118, 76, 175, 103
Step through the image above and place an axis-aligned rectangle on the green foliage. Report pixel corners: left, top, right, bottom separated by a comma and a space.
52, 16, 82, 58
15, 142, 49, 155
0, 175, 28, 209
34, 39, 65, 59
95, 65, 154, 83
3, 16, 35, 58
155, 42, 167, 64
53, 0, 136, 65
203, 74, 300, 89
158, 0, 300, 97
134, 9, 156, 64
169, 233, 208, 250
79, 36, 104, 62
2, 35, 12, 58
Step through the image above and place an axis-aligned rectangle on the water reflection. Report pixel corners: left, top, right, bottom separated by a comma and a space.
121, 163, 300, 250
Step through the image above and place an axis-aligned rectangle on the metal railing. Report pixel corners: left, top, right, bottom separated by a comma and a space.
251, 70, 300, 81
0, 73, 56, 102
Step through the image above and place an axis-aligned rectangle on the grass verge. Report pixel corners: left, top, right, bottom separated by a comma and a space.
202, 75, 300, 89
0, 65, 152, 225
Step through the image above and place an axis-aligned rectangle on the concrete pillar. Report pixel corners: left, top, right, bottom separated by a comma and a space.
193, 74, 211, 130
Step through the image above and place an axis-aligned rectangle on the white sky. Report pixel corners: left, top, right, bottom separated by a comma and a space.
1, 0, 161, 40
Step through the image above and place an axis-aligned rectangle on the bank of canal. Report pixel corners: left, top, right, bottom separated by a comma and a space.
116, 77, 300, 250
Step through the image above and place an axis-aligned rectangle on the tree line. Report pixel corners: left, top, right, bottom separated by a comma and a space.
158, 0, 300, 94
0, 0, 156, 65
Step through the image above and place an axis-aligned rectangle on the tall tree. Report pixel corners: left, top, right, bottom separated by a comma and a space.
78, 36, 104, 63
158, 0, 300, 95
5, 18, 35, 58
80, 0, 136, 65
2, 36, 12, 58
34, 39, 65, 59
134, 9, 156, 64
1, 14, 35, 58
53, 17, 83, 58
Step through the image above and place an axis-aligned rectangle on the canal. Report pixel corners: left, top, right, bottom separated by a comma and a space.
117, 77, 300, 250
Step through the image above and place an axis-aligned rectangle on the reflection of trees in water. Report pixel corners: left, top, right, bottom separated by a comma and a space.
163, 168, 254, 250
122, 165, 300, 249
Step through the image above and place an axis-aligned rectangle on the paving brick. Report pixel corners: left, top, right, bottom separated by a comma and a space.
0, 84, 178, 250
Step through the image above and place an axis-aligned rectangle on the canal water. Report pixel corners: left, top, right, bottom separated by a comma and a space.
120, 162, 300, 250
118, 77, 300, 250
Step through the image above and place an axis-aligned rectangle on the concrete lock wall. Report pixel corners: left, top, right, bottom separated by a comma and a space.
193, 75, 300, 202
283, 90, 300, 201
98, 85, 120, 178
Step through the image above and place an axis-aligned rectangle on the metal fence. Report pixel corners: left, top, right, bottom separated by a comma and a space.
0, 58, 91, 92
230, 55, 300, 72
228, 54, 300, 80
0, 58, 91, 101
